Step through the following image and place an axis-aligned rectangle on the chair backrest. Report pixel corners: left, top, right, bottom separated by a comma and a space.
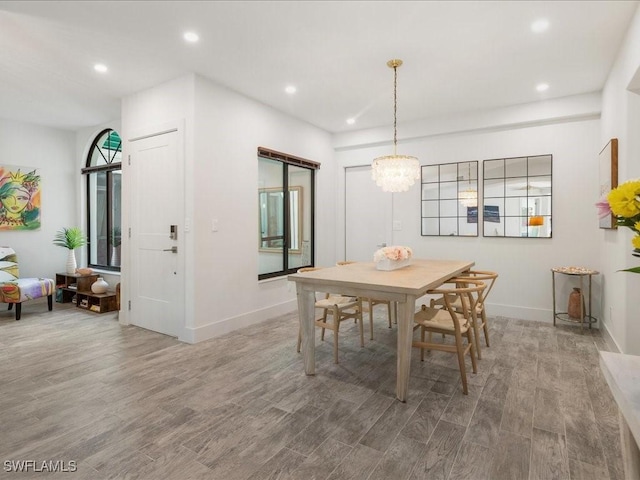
457, 270, 497, 307
427, 278, 487, 329
0, 246, 19, 282
336, 261, 356, 266
297, 267, 321, 273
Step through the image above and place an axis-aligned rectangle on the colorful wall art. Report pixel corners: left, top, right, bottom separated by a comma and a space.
0, 166, 41, 230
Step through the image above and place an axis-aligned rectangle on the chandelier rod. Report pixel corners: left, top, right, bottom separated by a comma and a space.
388, 59, 402, 155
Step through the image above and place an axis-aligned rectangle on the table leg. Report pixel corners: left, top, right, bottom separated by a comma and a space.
297, 286, 316, 376
552, 271, 556, 326
396, 294, 416, 402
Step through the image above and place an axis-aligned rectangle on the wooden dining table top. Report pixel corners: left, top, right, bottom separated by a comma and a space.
288, 258, 475, 298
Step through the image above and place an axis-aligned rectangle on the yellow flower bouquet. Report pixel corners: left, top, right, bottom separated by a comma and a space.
596, 179, 640, 273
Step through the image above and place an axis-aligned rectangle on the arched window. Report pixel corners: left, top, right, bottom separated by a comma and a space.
82, 129, 122, 270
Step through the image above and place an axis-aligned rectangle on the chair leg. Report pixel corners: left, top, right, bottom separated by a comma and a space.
296, 328, 301, 353
48, 294, 53, 311
7, 303, 12, 311
332, 306, 339, 364
467, 329, 478, 374
358, 309, 364, 348
420, 327, 426, 361
368, 299, 374, 340
321, 309, 327, 341
454, 331, 468, 395
482, 310, 490, 347
15, 303, 21, 321
387, 302, 392, 328
472, 312, 482, 360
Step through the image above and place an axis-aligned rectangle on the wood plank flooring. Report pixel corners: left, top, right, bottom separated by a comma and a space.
0, 298, 624, 479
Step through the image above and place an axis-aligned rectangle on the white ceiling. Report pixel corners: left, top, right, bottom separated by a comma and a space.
0, 1, 637, 133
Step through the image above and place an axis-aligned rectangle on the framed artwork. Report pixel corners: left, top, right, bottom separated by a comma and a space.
0, 165, 41, 230
484, 205, 500, 223
599, 138, 618, 229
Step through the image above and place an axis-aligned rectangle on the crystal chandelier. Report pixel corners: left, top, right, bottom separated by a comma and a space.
372, 59, 420, 193
458, 162, 477, 207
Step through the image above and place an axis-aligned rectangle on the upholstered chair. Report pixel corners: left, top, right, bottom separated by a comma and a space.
0, 247, 55, 320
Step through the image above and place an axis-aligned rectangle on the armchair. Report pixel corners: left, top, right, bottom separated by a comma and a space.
0, 247, 54, 320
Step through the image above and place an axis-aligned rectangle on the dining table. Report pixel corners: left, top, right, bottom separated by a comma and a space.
288, 258, 475, 402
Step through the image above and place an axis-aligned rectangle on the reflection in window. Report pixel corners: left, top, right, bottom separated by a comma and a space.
82, 129, 122, 270
483, 154, 552, 238
421, 161, 478, 236
258, 148, 319, 280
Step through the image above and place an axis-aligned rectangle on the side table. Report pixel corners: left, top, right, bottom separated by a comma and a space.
551, 266, 599, 331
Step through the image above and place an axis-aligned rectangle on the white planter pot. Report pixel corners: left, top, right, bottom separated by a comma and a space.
375, 257, 412, 271
66, 249, 77, 274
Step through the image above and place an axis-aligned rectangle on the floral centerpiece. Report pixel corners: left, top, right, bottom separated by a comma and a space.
373, 245, 413, 271
596, 179, 640, 273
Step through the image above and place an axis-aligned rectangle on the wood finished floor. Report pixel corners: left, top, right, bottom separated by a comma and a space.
0, 299, 624, 480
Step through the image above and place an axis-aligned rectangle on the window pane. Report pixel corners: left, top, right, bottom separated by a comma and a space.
88, 171, 108, 266
288, 165, 311, 270
109, 171, 122, 267
258, 150, 316, 279
85, 129, 122, 271
258, 158, 284, 276
90, 130, 122, 167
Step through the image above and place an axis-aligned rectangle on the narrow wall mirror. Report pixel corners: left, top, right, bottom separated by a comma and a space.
421, 161, 479, 236
259, 186, 302, 252
483, 154, 552, 238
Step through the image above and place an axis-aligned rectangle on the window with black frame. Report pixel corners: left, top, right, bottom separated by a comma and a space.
82, 129, 122, 271
258, 147, 318, 280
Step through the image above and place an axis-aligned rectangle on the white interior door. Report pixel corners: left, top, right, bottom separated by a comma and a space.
345, 165, 393, 262
129, 130, 184, 337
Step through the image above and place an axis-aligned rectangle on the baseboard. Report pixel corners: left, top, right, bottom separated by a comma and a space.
180, 299, 298, 344
488, 302, 555, 324
600, 320, 622, 353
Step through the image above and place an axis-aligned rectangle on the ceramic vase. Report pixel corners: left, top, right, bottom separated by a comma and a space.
567, 287, 585, 319
91, 277, 109, 294
375, 257, 412, 271
66, 249, 77, 275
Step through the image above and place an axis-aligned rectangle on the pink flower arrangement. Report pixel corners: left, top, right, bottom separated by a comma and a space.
373, 245, 413, 263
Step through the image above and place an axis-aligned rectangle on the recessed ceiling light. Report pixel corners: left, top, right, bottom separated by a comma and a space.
94, 64, 108, 73
346, 118, 356, 125
285, 85, 297, 94
183, 31, 199, 43
531, 19, 550, 33
536, 83, 549, 92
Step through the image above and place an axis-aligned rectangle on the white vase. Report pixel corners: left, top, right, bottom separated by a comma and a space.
66, 249, 77, 274
375, 257, 412, 271
91, 277, 109, 294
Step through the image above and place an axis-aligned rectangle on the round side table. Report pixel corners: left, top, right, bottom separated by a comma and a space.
551, 266, 599, 332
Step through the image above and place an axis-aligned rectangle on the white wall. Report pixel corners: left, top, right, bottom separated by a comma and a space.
190, 75, 334, 340
121, 74, 334, 342
334, 94, 602, 323
0, 119, 76, 278
600, 4, 640, 354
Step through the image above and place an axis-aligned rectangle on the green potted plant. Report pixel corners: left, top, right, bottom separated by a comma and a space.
53, 227, 87, 274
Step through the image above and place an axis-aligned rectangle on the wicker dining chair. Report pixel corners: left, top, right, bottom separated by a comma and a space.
336, 261, 393, 340
429, 270, 498, 359
413, 278, 486, 395
296, 267, 364, 364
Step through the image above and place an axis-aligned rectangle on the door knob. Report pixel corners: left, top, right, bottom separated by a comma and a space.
163, 246, 178, 253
